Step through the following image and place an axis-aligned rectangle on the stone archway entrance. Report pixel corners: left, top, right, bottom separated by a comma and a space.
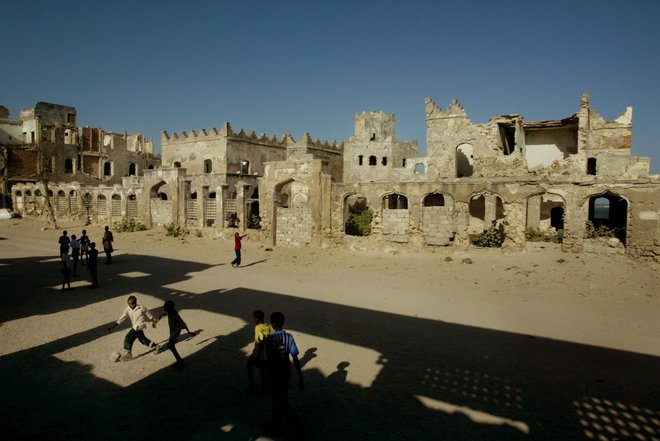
274, 180, 312, 246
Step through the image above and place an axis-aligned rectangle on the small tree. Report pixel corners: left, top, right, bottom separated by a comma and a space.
345, 210, 373, 236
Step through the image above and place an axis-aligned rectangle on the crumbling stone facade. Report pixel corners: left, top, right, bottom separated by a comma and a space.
7, 95, 660, 261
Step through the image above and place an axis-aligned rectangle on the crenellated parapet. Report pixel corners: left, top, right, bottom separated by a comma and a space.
163, 122, 344, 153
425, 97, 469, 121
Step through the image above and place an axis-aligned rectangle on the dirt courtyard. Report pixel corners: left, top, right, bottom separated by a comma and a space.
1, 217, 659, 441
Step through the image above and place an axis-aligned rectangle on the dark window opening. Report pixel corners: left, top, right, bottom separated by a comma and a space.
381, 157, 387, 166
190, 192, 197, 199
64, 158, 73, 173
204, 159, 213, 173
358, 155, 363, 166
67, 113, 76, 125
498, 124, 516, 155
148, 164, 154, 169
550, 206, 564, 230
209, 192, 216, 199
30, 132, 35, 144
241, 160, 250, 174
423, 193, 445, 207
587, 158, 597, 175
370, 133, 376, 141
173, 161, 181, 168
103, 162, 112, 176
128, 163, 136, 176
402, 158, 407, 167
383, 193, 408, 210
369, 155, 377, 166
588, 194, 627, 244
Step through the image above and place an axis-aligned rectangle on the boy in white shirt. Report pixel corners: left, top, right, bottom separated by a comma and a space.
107, 295, 158, 361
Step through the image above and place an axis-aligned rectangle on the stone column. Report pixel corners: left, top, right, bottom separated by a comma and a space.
218, 184, 228, 229
484, 194, 498, 227
562, 195, 584, 253
453, 201, 471, 249
503, 202, 525, 250
237, 180, 248, 232
527, 195, 541, 229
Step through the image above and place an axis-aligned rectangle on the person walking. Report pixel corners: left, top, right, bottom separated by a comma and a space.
107, 295, 159, 362
231, 232, 247, 268
246, 310, 273, 394
265, 312, 305, 436
88, 242, 99, 288
102, 225, 114, 265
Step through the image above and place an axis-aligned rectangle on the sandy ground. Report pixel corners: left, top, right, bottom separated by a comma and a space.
0, 217, 659, 441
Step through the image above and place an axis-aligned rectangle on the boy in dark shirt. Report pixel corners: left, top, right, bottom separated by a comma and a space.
154, 300, 195, 369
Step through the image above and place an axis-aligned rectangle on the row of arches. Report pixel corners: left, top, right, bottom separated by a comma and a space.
341, 189, 628, 245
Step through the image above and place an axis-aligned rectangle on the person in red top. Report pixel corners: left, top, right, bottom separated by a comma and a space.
231, 232, 247, 268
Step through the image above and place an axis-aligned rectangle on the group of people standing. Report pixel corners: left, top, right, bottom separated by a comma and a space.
57, 226, 114, 290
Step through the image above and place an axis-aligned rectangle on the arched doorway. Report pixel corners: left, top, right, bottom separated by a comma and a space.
344, 193, 371, 236
273, 180, 311, 246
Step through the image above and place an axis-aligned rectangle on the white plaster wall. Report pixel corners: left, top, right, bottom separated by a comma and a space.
524, 129, 577, 169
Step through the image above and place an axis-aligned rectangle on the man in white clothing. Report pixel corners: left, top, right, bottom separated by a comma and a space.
107, 295, 158, 361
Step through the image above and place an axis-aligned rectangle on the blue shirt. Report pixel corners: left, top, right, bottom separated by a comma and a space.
270, 330, 299, 357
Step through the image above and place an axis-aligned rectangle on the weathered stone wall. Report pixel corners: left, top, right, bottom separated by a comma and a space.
381, 208, 409, 243
422, 206, 454, 245
276, 207, 312, 246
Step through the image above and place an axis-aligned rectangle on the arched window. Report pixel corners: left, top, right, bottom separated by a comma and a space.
381, 157, 388, 166
382, 193, 408, 210
128, 163, 136, 176
456, 143, 474, 178
423, 193, 445, 207
369, 155, 377, 166
204, 159, 213, 173
148, 164, 154, 169
173, 161, 181, 168
241, 160, 250, 174
103, 161, 112, 176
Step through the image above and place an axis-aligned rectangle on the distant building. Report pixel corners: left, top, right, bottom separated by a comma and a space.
7, 95, 660, 260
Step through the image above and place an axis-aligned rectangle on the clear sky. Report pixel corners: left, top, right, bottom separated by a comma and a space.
3, 0, 659, 172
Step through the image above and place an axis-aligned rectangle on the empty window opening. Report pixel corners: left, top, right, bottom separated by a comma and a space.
64, 158, 73, 173
423, 193, 445, 207
381, 157, 387, 166
369, 155, 377, 166
370, 133, 376, 141
148, 164, 154, 169
241, 160, 250, 174
402, 158, 407, 167
588, 194, 627, 244
498, 124, 516, 155
190, 192, 197, 200
103, 161, 112, 176
128, 163, 136, 176
415, 163, 426, 174
209, 192, 216, 199
456, 144, 474, 177
159, 193, 168, 201
204, 159, 213, 173
173, 161, 181, 168
67, 113, 76, 125
382, 193, 408, 210
250, 188, 259, 199
587, 158, 597, 175
358, 155, 363, 166
30, 132, 35, 143
550, 206, 564, 230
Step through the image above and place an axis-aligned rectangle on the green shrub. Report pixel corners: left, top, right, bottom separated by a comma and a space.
247, 212, 261, 229
525, 227, 563, 243
584, 220, 621, 239
472, 222, 505, 248
345, 210, 373, 236
114, 218, 148, 233
164, 223, 189, 238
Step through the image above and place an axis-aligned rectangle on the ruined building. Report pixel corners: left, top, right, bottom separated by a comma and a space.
1, 102, 160, 215
6, 95, 660, 261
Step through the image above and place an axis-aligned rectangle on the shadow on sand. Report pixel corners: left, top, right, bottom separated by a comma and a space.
0, 251, 659, 441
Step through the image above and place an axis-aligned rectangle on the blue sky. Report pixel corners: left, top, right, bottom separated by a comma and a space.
3, 0, 659, 172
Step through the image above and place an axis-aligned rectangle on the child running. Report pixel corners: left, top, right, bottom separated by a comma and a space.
107, 295, 158, 361
246, 310, 273, 394
153, 300, 195, 369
